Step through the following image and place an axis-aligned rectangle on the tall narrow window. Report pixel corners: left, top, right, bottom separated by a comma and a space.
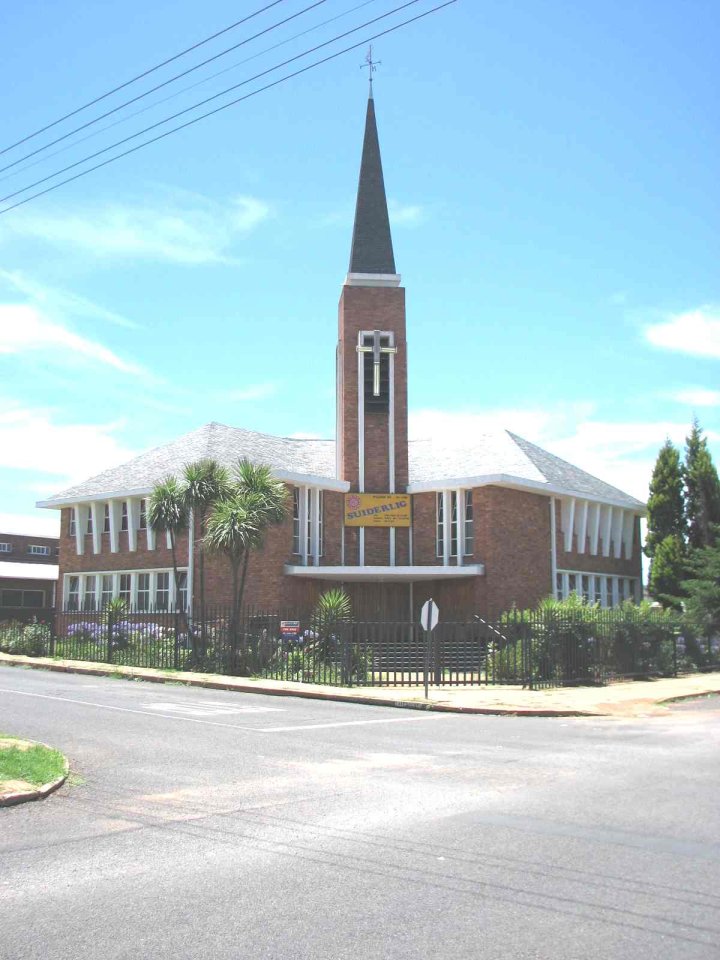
436, 493, 444, 558
139, 499, 147, 530
362, 332, 391, 413
119, 574, 131, 606
606, 577, 614, 607
568, 573, 577, 596
594, 576, 602, 605
177, 572, 188, 611
85, 506, 93, 535
306, 489, 313, 558
556, 573, 563, 600
121, 502, 128, 532
103, 504, 111, 533
464, 490, 474, 555
581, 575, 590, 602
101, 575, 113, 607
318, 490, 324, 558
137, 573, 150, 611
68, 508, 76, 537
292, 488, 301, 555
156, 572, 170, 610
67, 576, 79, 611
83, 576, 96, 611
450, 493, 459, 557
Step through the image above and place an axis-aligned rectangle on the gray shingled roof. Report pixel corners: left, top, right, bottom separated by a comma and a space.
39, 422, 643, 510
40, 422, 336, 503
348, 94, 396, 275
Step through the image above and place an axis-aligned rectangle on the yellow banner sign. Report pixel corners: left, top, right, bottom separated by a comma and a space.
344, 493, 411, 527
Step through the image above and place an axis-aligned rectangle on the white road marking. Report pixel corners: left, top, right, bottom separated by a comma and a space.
0, 687, 452, 734
145, 701, 281, 717
0, 688, 261, 732
261, 715, 451, 732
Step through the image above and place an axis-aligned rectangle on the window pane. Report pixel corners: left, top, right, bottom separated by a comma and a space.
177, 572, 188, 612
101, 575, 113, 607
581, 575, 590, 601
606, 577, 614, 607
67, 576, 79, 611
119, 574, 131, 605
318, 491, 324, 558
556, 573, 563, 600
86, 507, 93, 535
464, 490, 474, 555
156, 572, 169, 610
83, 577, 96, 611
1, 590, 22, 607
292, 488, 300, 554
139, 499, 147, 530
103, 504, 110, 533
69, 508, 76, 537
22, 590, 44, 609
436, 492, 444, 558
121, 502, 128, 532
568, 574, 577, 595
450, 492, 458, 558
137, 573, 150, 611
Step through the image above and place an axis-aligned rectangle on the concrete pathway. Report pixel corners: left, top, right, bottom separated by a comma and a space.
2, 652, 718, 718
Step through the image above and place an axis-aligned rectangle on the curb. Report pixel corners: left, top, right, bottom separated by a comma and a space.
0, 740, 69, 808
0, 654, 601, 718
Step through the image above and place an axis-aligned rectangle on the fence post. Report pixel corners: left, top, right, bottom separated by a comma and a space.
106, 607, 114, 664
523, 623, 534, 691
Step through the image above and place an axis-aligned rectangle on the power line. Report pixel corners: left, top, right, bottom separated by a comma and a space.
0, 0, 382, 188
0, 0, 291, 157
0, 1, 456, 216
0, 0, 330, 176
1, 0, 425, 205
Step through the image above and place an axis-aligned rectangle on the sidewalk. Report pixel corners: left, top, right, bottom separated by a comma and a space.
1, 652, 719, 718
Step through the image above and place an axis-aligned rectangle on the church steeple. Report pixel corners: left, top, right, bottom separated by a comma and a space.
347, 94, 398, 282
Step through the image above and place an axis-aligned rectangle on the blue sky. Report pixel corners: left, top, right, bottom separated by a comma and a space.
1, 0, 718, 536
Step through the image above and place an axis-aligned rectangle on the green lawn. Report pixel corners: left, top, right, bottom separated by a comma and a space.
0, 734, 67, 787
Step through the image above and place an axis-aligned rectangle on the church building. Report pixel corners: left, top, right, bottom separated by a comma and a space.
38, 90, 645, 621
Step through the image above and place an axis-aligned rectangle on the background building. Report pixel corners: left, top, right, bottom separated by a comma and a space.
0, 515, 59, 621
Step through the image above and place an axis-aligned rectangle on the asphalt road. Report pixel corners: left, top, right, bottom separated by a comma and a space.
1, 666, 719, 960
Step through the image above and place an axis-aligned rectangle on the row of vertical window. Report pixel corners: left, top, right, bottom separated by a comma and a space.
65, 570, 187, 611
436, 490, 474, 558
68, 500, 147, 536
556, 571, 638, 607
0, 543, 54, 555
291, 488, 324, 557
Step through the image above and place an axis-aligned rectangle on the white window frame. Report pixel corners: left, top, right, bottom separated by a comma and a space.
0, 542, 11, 553
68, 508, 76, 538
29, 544, 51, 556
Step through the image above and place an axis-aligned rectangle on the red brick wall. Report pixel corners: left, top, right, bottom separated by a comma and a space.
337, 283, 409, 567
0, 532, 58, 564
556, 505, 642, 580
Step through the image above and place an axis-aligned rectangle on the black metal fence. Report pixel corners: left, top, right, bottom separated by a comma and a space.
1, 606, 718, 688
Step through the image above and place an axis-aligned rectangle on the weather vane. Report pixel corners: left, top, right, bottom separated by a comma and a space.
361, 45, 380, 94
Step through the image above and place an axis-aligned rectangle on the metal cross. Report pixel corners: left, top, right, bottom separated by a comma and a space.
357, 330, 397, 396
360, 45, 380, 92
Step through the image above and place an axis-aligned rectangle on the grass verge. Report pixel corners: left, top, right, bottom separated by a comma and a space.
0, 734, 67, 787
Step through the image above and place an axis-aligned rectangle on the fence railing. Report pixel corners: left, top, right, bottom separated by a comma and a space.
1, 606, 718, 688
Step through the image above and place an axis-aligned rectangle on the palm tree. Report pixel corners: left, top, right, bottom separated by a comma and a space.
203, 461, 288, 671
148, 476, 188, 608
182, 458, 231, 640
232, 459, 288, 613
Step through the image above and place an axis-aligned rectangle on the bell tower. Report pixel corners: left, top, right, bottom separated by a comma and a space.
336, 89, 409, 566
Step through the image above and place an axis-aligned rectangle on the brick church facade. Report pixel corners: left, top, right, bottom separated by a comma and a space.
39, 91, 644, 620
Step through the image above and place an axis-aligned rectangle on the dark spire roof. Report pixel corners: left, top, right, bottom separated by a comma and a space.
348, 94, 396, 275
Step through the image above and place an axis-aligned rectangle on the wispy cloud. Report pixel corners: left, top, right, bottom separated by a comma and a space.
220, 383, 277, 402
645, 306, 720, 358
0, 402, 136, 487
388, 200, 424, 226
668, 387, 720, 407
2, 193, 270, 265
0, 303, 143, 374
0, 269, 139, 329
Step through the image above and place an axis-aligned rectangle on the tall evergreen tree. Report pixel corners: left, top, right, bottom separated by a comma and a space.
684, 419, 720, 549
683, 528, 720, 639
645, 439, 685, 558
648, 534, 685, 610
